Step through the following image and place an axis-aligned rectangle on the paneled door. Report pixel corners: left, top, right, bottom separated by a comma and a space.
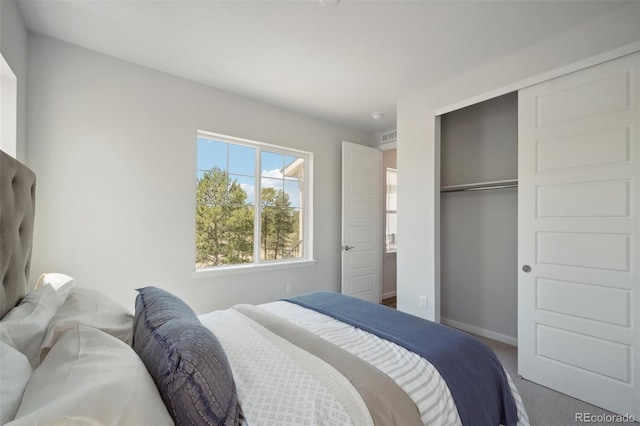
342, 141, 381, 303
518, 52, 639, 417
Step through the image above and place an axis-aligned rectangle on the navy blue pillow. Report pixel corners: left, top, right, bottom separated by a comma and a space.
133, 287, 241, 426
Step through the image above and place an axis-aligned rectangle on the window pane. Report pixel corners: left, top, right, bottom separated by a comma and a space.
284, 180, 302, 208
261, 151, 283, 177
196, 132, 311, 270
260, 206, 301, 261
197, 138, 226, 172
283, 156, 304, 182
288, 207, 304, 259
229, 174, 254, 206
229, 144, 255, 176
386, 212, 397, 252
197, 168, 230, 205
196, 204, 255, 267
386, 168, 397, 211
261, 177, 284, 203
387, 191, 397, 211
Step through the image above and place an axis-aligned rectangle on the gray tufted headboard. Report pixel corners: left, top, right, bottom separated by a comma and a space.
0, 150, 36, 319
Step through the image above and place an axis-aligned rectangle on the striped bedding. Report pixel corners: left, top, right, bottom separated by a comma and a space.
260, 301, 529, 426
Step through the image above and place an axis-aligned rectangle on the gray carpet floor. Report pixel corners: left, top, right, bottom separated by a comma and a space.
477, 336, 639, 426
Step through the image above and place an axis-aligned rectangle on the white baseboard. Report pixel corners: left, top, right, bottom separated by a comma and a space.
441, 317, 518, 347
381, 291, 397, 300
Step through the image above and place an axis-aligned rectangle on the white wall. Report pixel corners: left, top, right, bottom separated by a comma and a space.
396, 2, 640, 320
0, 0, 28, 162
26, 34, 374, 313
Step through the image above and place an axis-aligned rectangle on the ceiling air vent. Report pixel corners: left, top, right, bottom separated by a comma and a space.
380, 130, 397, 145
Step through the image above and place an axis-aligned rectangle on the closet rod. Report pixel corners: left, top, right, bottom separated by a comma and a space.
440, 179, 518, 193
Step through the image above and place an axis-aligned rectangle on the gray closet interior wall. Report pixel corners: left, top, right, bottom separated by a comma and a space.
440, 92, 518, 340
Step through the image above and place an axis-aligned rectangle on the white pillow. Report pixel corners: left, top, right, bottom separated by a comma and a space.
38, 273, 75, 299
0, 342, 33, 424
8, 325, 174, 426
0, 284, 64, 367
39, 287, 134, 362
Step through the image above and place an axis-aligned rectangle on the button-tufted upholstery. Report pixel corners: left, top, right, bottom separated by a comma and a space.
0, 150, 36, 319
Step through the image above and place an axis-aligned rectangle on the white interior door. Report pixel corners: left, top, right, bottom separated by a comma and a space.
518, 52, 640, 417
342, 141, 381, 303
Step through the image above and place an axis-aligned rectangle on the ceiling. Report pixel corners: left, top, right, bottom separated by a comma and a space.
17, 0, 630, 133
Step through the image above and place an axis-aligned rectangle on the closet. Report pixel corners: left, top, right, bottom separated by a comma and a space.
439, 92, 518, 345
436, 52, 640, 417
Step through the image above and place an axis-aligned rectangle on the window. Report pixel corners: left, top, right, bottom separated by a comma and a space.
385, 168, 397, 252
196, 131, 312, 270
1, 54, 17, 158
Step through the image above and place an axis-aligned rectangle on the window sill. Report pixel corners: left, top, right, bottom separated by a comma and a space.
192, 259, 317, 279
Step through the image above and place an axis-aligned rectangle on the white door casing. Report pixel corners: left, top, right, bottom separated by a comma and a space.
518, 52, 640, 417
342, 141, 381, 303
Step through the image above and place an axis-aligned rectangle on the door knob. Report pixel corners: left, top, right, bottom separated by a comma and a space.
344, 245, 355, 251
522, 265, 531, 273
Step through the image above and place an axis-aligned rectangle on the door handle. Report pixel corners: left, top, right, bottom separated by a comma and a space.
522, 265, 531, 273
343, 245, 355, 251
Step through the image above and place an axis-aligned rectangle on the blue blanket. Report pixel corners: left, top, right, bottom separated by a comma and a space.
285, 292, 518, 426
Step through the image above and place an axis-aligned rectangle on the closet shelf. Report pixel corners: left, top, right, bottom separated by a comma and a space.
440, 178, 518, 193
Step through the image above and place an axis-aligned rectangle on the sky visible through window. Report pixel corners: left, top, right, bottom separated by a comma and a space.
197, 136, 303, 207
196, 135, 307, 267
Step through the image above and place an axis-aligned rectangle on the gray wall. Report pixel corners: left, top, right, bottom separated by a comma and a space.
440, 94, 518, 186
440, 94, 518, 340
26, 34, 374, 313
0, 0, 28, 162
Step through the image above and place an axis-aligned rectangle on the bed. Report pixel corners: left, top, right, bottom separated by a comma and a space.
0, 150, 528, 426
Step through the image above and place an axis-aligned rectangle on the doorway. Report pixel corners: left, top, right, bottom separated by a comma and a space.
382, 148, 397, 306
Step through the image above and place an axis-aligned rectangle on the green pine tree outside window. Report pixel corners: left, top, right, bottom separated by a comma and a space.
196, 134, 308, 269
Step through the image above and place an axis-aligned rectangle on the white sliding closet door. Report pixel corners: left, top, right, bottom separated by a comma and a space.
518, 52, 639, 417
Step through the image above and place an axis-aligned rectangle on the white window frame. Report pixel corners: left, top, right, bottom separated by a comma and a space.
385, 167, 397, 253
194, 130, 314, 277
